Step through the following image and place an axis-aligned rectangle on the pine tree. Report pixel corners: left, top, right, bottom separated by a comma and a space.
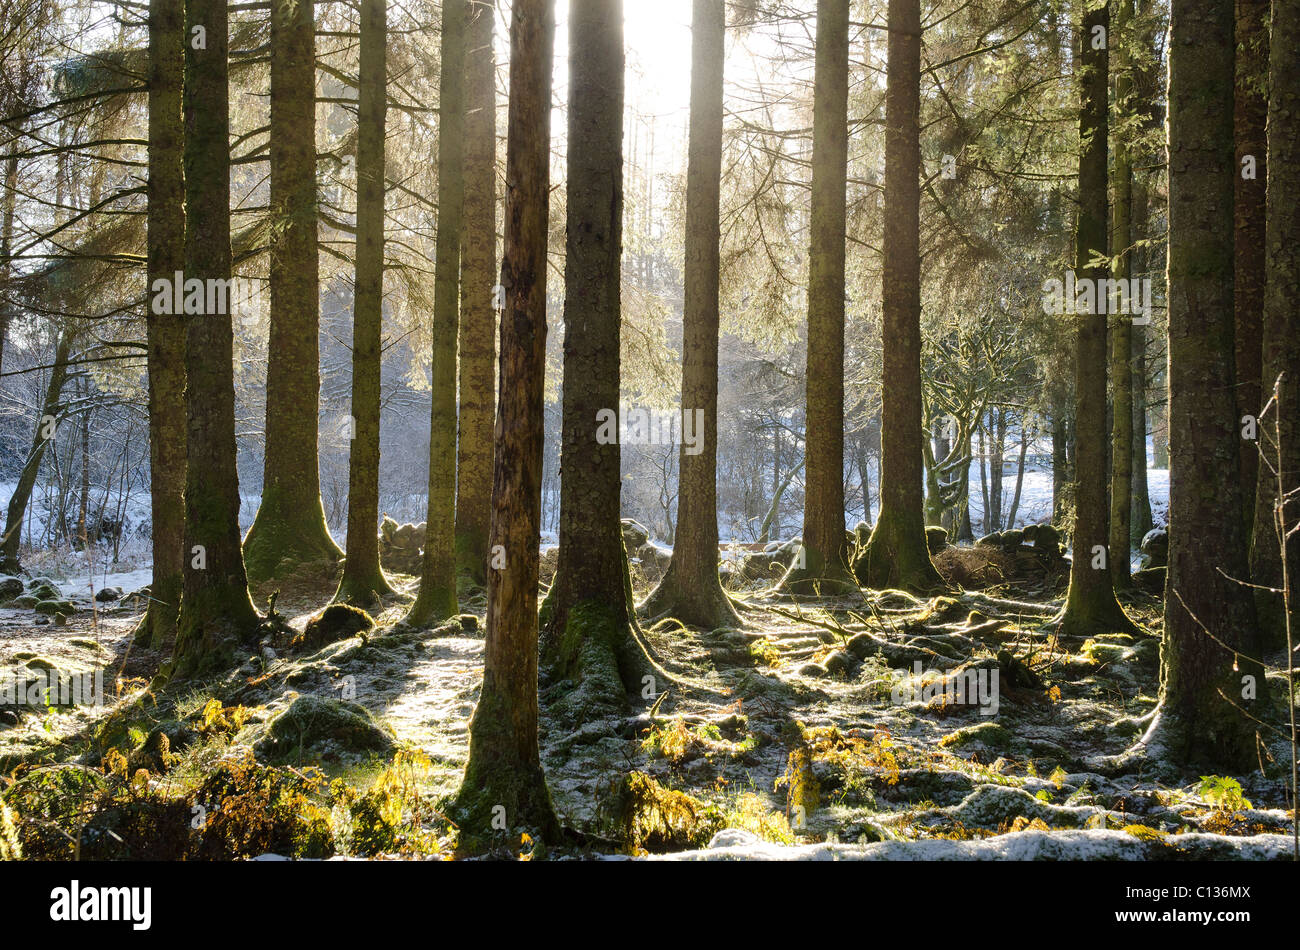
1057, 0, 1136, 637
408, 0, 467, 625
1158, 0, 1263, 768
137, 0, 187, 648
861, 0, 943, 592
454, 0, 562, 842
1250, 0, 1299, 650
171, 0, 259, 679
242, 0, 342, 583
455, 0, 498, 586
639, 0, 740, 626
334, 0, 394, 606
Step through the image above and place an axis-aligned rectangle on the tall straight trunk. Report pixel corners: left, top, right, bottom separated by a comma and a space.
1234, 0, 1268, 531
171, 0, 258, 679
1052, 409, 1070, 523
1059, 0, 1135, 637
335, 0, 394, 605
1251, 0, 1300, 650
989, 409, 1005, 529
977, 422, 988, 531
137, 0, 187, 649
1005, 425, 1028, 529
1109, 0, 1135, 588
455, 0, 497, 586
1130, 178, 1153, 541
77, 379, 89, 544
243, 0, 340, 583
641, 0, 739, 625
862, 0, 940, 589
782, 0, 853, 592
0, 333, 72, 573
540, 0, 641, 703
1156, 0, 1262, 769
408, 0, 467, 625
454, 0, 561, 842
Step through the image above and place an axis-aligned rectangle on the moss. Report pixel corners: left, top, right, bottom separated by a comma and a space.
294, 603, 375, 651
33, 599, 74, 615
254, 694, 395, 760
938, 721, 1013, 752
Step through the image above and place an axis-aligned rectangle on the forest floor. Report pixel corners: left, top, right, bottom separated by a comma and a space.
0, 542, 1296, 860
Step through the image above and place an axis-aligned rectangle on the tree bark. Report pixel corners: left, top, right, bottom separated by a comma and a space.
454, 0, 561, 844
171, 0, 259, 679
455, 0, 497, 586
335, 0, 394, 606
640, 0, 740, 625
540, 0, 645, 708
1109, 0, 1135, 588
1058, 0, 1135, 637
136, 0, 187, 649
781, 0, 855, 593
1157, 0, 1263, 769
408, 0, 467, 625
1234, 0, 1267, 532
1250, 0, 1300, 650
861, 0, 942, 592
243, 0, 342, 583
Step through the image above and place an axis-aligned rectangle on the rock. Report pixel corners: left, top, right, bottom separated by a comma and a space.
1139, 528, 1168, 567
29, 584, 60, 602
823, 650, 853, 677
938, 721, 1013, 752
0, 576, 23, 601
53, 612, 67, 626
9, 595, 37, 609
797, 662, 829, 678
1132, 565, 1167, 595
33, 599, 74, 615
378, 516, 424, 574
845, 631, 880, 661
620, 518, 651, 552
458, 614, 479, 632
295, 603, 375, 651
254, 694, 395, 758
1030, 522, 1063, 558
925, 525, 949, 554
94, 587, 123, 602
999, 527, 1024, 550
975, 531, 1003, 548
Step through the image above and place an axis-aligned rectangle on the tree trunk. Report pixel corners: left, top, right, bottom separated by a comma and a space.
0, 150, 16, 374
1109, 0, 1135, 588
1005, 424, 1028, 529
541, 0, 645, 706
408, 0, 467, 625
171, 0, 259, 679
0, 332, 72, 573
861, 0, 941, 591
335, 0, 395, 606
1250, 0, 1300, 650
137, 0, 187, 649
640, 0, 740, 624
1058, 0, 1135, 637
1234, 0, 1267, 533
1156, 0, 1263, 769
1130, 178, 1153, 542
781, 0, 854, 593
455, 0, 498, 586
454, 0, 562, 844
243, 0, 341, 583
